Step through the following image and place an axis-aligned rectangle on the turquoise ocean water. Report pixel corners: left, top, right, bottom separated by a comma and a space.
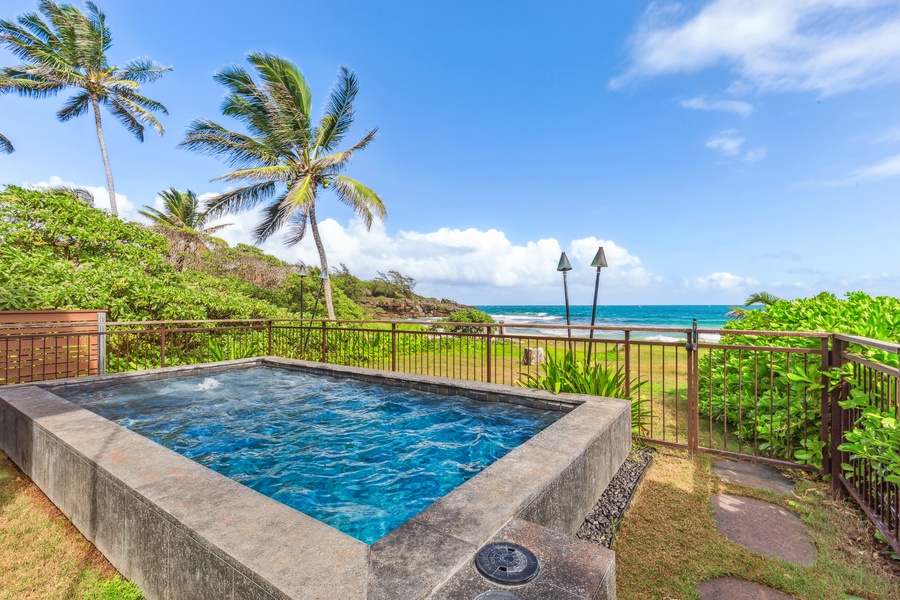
475, 305, 732, 341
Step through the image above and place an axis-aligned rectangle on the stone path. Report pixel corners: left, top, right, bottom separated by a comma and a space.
698, 577, 793, 599
711, 494, 818, 564
701, 460, 817, 598
711, 459, 794, 495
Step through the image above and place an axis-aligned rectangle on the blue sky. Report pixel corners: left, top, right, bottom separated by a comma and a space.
1, 0, 899, 305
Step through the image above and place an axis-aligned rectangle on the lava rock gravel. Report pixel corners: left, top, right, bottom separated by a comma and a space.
576, 445, 655, 548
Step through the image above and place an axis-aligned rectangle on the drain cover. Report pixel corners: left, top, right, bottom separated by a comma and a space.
474, 592, 525, 600
474, 542, 540, 585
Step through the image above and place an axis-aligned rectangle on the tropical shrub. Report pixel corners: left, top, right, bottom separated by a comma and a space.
699, 291, 900, 467
838, 388, 900, 486
0, 186, 365, 321
518, 352, 650, 434
441, 308, 495, 333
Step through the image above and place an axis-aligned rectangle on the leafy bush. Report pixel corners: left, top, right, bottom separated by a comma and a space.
0, 186, 367, 321
700, 291, 900, 467
441, 308, 495, 333
517, 352, 650, 434
838, 388, 900, 486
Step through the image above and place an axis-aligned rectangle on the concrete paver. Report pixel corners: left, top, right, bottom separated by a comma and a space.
712, 459, 794, 495
698, 577, 793, 599
711, 493, 817, 565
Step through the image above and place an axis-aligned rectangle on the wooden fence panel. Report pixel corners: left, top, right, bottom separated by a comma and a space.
0, 310, 106, 384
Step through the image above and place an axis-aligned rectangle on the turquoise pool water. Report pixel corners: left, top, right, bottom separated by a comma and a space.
60, 367, 561, 544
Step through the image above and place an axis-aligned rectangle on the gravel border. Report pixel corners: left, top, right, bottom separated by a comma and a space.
576, 445, 655, 548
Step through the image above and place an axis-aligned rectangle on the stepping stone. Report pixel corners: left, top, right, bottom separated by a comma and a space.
699, 577, 792, 599
712, 459, 793, 495
711, 494, 817, 565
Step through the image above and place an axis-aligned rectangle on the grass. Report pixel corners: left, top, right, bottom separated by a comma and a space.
0, 451, 143, 600
614, 446, 900, 599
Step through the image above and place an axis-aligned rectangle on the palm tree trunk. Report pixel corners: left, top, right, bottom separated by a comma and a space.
91, 95, 118, 215
308, 203, 336, 320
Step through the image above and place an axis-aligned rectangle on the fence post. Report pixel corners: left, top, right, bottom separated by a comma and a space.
267, 320, 273, 356
321, 321, 328, 364
160, 324, 167, 368
485, 325, 492, 384
391, 323, 397, 371
830, 336, 847, 493
624, 331, 631, 393
686, 320, 699, 457
97, 312, 106, 376
820, 336, 831, 476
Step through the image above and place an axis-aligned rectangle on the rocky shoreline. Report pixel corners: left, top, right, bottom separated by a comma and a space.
358, 296, 473, 319
576, 445, 655, 548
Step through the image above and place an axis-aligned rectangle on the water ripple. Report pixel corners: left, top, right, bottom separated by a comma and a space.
61, 367, 560, 544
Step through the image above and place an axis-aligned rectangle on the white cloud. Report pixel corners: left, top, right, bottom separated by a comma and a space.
844, 152, 900, 182
705, 130, 767, 163
24, 175, 135, 214
705, 129, 745, 156
681, 96, 754, 117
694, 271, 759, 292
612, 0, 900, 97
207, 209, 662, 301
816, 152, 900, 185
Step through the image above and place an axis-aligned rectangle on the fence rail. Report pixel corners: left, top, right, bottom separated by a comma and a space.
0, 316, 896, 553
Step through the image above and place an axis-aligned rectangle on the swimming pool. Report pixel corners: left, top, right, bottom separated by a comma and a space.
60, 366, 561, 543
1, 358, 630, 599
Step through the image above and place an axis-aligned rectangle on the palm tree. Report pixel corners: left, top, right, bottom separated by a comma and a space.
139, 188, 232, 271
180, 53, 384, 320
0, 133, 12, 153
139, 188, 231, 238
0, 1, 170, 214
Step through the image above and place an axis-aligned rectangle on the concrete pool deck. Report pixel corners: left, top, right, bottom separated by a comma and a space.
0, 357, 630, 599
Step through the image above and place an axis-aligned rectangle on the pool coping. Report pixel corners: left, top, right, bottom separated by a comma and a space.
0, 357, 631, 599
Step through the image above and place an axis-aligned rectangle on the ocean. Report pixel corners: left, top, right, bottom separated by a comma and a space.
475, 305, 732, 342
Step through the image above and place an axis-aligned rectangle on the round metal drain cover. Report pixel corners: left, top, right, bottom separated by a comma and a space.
474, 591, 525, 600
474, 542, 540, 585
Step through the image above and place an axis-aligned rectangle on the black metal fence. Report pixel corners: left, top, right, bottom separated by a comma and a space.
0, 316, 896, 553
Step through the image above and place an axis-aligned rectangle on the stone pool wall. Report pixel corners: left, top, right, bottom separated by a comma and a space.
0, 358, 630, 599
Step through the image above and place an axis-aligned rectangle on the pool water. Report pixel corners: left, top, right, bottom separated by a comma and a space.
61, 367, 561, 543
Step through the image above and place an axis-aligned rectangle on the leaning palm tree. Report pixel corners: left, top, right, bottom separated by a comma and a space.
0, 1, 170, 214
0, 133, 12, 153
180, 53, 384, 319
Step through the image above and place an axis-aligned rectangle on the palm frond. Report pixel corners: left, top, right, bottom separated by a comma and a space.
105, 96, 145, 140
56, 89, 90, 121
211, 165, 298, 183
201, 222, 232, 235
0, 133, 13, 153
119, 58, 171, 84
252, 190, 296, 244
247, 51, 311, 120
283, 207, 310, 246
180, 119, 279, 168
330, 175, 385, 229
313, 128, 378, 172
138, 205, 173, 227
203, 182, 278, 219
744, 291, 782, 307
315, 66, 357, 153
113, 93, 165, 135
